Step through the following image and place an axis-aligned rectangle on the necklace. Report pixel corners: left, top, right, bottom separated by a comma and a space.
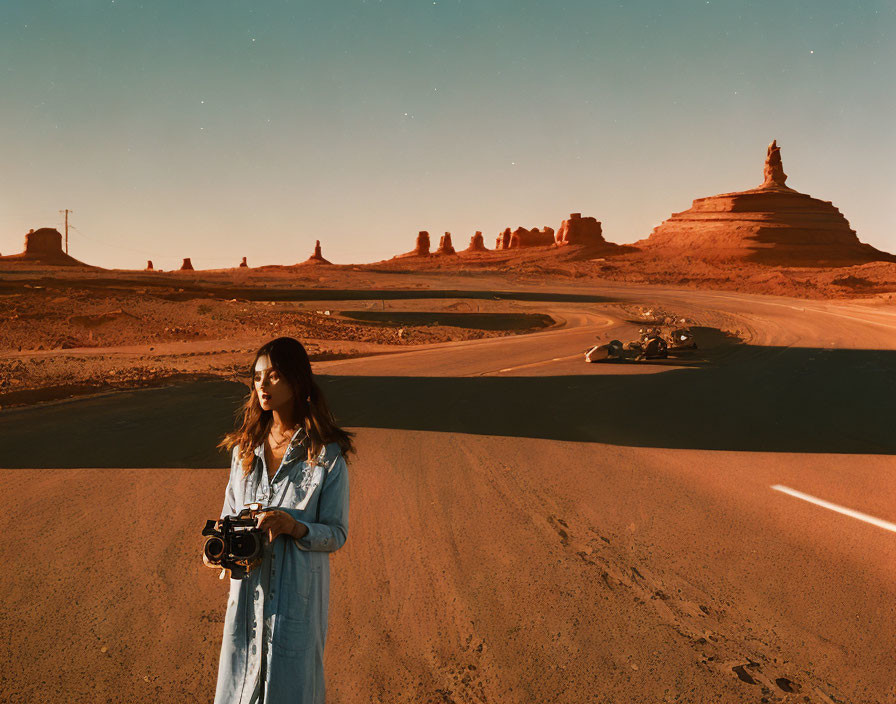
269, 425, 299, 448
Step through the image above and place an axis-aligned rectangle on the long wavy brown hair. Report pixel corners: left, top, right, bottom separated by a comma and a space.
218, 337, 355, 477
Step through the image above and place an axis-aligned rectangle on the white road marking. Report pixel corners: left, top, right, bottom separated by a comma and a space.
494, 355, 580, 374
771, 485, 896, 533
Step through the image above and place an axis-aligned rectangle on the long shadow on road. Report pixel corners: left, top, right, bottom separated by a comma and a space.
325, 345, 895, 456
0, 345, 892, 467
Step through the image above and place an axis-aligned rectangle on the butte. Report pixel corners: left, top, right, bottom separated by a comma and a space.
0, 228, 93, 267
637, 141, 894, 265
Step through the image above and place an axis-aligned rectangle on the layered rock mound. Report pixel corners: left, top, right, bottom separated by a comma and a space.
639, 141, 894, 265
0, 228, 91, 266
180, 258, 194, 271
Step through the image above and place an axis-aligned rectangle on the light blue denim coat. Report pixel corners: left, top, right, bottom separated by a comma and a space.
213, 428, 349, 704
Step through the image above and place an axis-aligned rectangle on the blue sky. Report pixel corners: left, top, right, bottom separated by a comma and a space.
1, 1, 893, 268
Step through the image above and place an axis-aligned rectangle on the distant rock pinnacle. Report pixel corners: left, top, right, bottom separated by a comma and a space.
761, 139, 789, 189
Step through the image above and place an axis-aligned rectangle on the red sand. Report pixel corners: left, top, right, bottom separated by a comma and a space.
2, 266, 896, 703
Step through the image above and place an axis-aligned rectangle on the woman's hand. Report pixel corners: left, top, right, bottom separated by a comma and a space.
255, 510, 302, 543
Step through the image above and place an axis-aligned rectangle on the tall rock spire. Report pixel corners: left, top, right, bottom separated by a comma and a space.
761, 139, 789, 189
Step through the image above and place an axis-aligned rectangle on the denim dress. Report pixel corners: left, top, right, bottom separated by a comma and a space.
213, 428, 349, 704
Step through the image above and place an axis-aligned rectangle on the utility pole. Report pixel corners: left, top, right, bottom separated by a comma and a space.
59, 209, 72, 253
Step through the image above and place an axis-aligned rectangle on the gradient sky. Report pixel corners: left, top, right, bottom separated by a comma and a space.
1, 1, 893, 269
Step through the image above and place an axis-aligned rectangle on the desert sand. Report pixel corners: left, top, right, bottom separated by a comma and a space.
1, 261, 895, 703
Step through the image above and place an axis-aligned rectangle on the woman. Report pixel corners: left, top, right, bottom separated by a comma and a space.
209, 336, 354, 704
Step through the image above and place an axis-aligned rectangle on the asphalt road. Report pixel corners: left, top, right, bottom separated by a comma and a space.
1, 283, 894, 704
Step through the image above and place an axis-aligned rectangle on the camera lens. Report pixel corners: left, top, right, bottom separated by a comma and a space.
204, 536, 225, 562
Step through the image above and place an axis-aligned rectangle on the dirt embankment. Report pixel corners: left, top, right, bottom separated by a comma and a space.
580, 255, 896, 300
0, 286, 556, 408
363, 246, 896, 301
0, 288, 534, 351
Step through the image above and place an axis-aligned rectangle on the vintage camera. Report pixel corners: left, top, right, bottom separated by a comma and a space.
202, 503, 266, 580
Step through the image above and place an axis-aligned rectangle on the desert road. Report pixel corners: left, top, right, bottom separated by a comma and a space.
1, 283, 894, 703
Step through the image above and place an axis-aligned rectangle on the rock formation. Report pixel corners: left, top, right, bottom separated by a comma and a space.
494, 226, 555, 249
509, 226, 555, 248
555, 213, 606, 246
495, 228, 512, 250
465, 231, 487, 252
436, 232, 456, 255
26, 228, 61, 256
0, 227, 90, 266
304, 240, 332, 264
239, 257, 248, 268
638, 141, 894, 265
761, 140, 789, 189
146, 260, 154, 271
396, 231, 430, 258
416, 231, 431, 255
180, 258, 194, 271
